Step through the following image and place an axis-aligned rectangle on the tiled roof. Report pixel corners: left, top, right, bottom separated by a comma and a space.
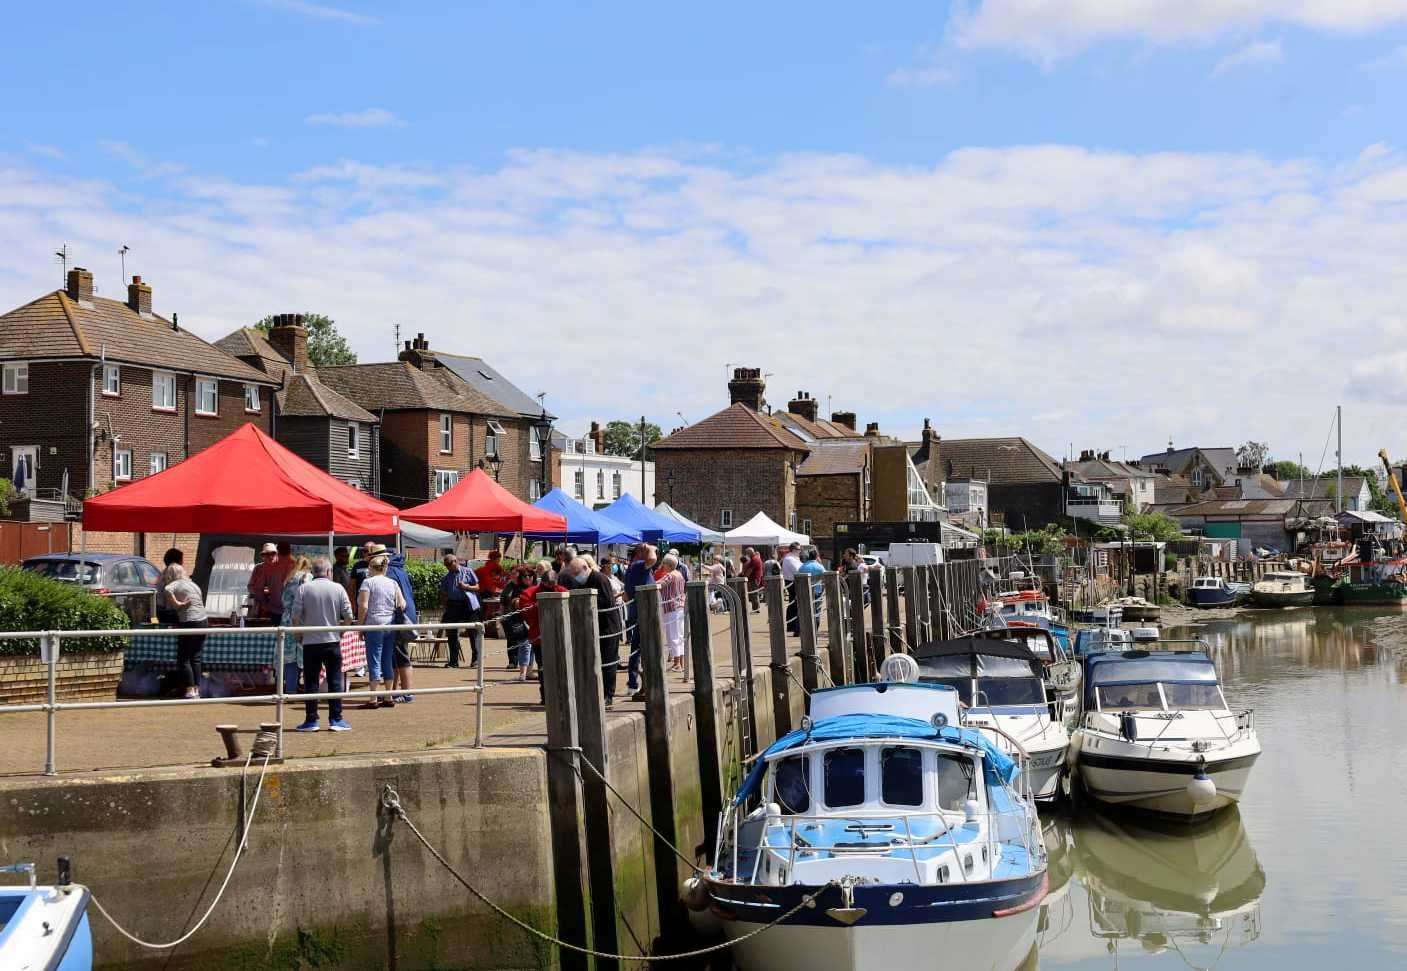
776, 411, 861, 441
1070, 458, 1157, 479
798, 441, 869, 476
1282, 477, 1367, 500
1173, 498, 1326, 517
317, 362, 516, 417
1139, 446, 1238, 477
1154, 474, 1196, 505
215, 327, 291, 381
653, 403, 810, 451
278, 373, 378, 422
435, 352, 553, 419
0, 291, 275, 384
936, 437, 1064, 484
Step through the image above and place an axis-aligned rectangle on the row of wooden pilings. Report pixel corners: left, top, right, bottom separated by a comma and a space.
531, 560, 994, 968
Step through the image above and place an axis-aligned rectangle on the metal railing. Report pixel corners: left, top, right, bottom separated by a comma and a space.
0, 620, 486, 776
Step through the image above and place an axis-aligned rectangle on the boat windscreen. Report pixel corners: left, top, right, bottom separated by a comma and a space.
1090, 659, 1217, 685
922, 677, 972, 704
976, 654, 1039, 678
917, 655, 972, 678
976, 677, 1045, 707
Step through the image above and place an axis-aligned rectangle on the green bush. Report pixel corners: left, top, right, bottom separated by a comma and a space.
403, 559, 448, 613
0, 567, 130, 656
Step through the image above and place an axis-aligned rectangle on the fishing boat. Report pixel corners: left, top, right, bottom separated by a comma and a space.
1069, 651, 1260, 819
694, 680, 1047, 971
971, 627, 1082, 707
1337, 557, 1407, 606
1106, 597, 1161, 623
912, 637, 1071, 801
1249, 570, 1314, 608
1187, 576, 1251, 608
1068, 603, 1122, 625
1072, 625, 1134, 659
0, 859, 92, 971
982, 588, 1072, 652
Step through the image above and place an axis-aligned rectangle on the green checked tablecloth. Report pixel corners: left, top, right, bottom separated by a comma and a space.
124, 630, 278, 672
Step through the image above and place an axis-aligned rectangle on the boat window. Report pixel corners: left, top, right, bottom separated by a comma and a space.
1161, 682, 1226, 709
1090, 660, 1217, 685
773, 756, 811, 815
1097, 682, 1163, 711
976, 677, 1045, 706
934, 753, 975, 811
880, 747, 924, 807
974, 654, 1036, 678
823, 747, 867, 808
920, 676, 972, 705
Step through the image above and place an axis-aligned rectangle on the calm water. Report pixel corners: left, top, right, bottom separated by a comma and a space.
1037, 608, 1407, 970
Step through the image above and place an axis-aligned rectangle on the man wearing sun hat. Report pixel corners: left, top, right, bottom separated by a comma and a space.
248, 541, 292, 621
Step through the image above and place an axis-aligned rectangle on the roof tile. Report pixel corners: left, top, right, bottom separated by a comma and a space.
653, 403, 809, 451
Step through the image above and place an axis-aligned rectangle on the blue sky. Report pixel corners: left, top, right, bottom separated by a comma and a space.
5, 1, 1407, 465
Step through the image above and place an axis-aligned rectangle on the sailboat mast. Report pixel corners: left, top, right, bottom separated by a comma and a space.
1336, 404, 1343, 514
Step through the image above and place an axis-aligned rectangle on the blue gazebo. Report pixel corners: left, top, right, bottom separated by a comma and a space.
599, 493, 701, 544
523, 488, 642, 545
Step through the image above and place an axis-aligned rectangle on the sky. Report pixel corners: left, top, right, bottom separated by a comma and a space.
4, 1, 1407, 468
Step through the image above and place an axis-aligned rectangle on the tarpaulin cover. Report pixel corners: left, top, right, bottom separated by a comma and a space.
522, 488, 641, 545
653, 501, 724, 543
598, 492, 700, 543
82, 423, 401, 535
733, 713, 1019, 805
401, 469, 568, 533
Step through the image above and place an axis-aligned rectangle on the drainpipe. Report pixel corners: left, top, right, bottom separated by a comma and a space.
183, 375, 190, 463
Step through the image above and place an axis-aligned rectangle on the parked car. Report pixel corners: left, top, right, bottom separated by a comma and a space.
21, 553, 162, 594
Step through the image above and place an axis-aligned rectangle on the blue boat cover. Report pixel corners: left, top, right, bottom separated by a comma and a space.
522, 488, 642, 545
733, 713, 1019, 805
598, 492, 701, 543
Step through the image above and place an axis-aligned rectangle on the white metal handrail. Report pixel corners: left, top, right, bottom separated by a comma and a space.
0, 620, 488, 776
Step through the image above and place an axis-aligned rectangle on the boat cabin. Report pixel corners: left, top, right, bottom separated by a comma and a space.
911, 638, 1048, 711
1073, 626, 1134, 658
1082, 651, 1226, 714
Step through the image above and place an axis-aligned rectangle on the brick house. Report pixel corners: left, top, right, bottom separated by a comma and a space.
0, 268, 277, 507
318, 335, 551, 507
652, 368, 810, 532
216, 316, 380, 492
795, 440, 871, 542
926, 436, 1071, 529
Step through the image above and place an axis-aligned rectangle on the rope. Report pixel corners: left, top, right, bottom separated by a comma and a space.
573, 754, 701, 874
380, 785, 834, 962
90, 739, 275, 949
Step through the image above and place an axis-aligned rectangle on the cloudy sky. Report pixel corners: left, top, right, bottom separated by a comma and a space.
4, 1, 1407, 467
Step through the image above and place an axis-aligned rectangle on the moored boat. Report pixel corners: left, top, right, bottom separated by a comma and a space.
1187, 576, 1251, 608
1249, 570, 1313, 608
1108, 597, 1161, 622
0, 859, 92, 971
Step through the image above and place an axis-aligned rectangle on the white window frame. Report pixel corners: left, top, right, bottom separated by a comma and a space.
486, 419, 505, 458
597, 469, 605, 499
244, 383, 261, 413
720, 509, 733, 528
439, 413, 453, 454
583, 438, 595, 455
574, 468, 585, 500
113, 448, 132, 481
434, 469, 460, 496
195, 377, 218, 416
529, 479, 542, 501
612, 471, 622, 499
102, 364, 121, 397
347, 421, 360, 459
149, 452, 168, 475
802, 518, 812, 536
2, 362, 29, 395
529, 425, 542, 460
152, 371, 176, 411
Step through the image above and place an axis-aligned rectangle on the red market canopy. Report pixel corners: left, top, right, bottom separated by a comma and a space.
83, 423, 401, 535
401, 469, 567, 533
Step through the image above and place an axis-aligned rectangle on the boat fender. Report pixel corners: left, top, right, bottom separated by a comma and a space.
1187, 769, 1217, 805
682, 875, 711, 912
963, 798, 981, 825
1120, 713, 1138, 742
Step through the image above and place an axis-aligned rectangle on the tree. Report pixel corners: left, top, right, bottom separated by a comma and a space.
1124, 510, 1183, 542
1268, 459, 1310, 482
254, 313, 357, 367
602, 420, 662, 460
1236, 441, 1270, 469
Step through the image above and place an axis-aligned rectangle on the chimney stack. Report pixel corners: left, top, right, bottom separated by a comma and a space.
589, 421, 605, 453
787, 391, 819, 423
831, 411, 857, 432
398, 332, 439, 370
864, 422, 880, 438
727, 367, 766, 411
267, 313, 311, 373
66, 267, 93, 304
126, 275, 153, 316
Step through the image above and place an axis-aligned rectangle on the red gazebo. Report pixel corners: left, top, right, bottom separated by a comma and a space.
400, 469, 567, 533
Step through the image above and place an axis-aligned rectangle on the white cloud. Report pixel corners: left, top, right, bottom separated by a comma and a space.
303, 108, 405, 128
887, 48, 959, 88
1211, 39, 1284, 77
3, 143, 1407, 462
97, 140, 185, 178
24, 144, 65, 161
252, 0, 377, 26
953, 0, 1407, 64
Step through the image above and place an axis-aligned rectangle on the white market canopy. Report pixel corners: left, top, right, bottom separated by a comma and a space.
723, 511, 811, 547
654, 501, 725, 543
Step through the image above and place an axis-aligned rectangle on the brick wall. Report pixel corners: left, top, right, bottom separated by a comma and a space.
379, 410, 551, 507
0, 361, 96, 495
655, 449, 795, 532
797, 473, 863, 547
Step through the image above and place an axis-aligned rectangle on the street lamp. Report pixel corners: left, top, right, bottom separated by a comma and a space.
534, 397, 554, 501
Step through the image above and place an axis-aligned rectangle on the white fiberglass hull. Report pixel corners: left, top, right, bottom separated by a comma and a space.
1027, 746, 1066, 802
722, 910, 1040, 971
1073, 736, 1260, 818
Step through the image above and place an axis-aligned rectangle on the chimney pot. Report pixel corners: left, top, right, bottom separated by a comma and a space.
126, 275, 153, 316
267, 312, 311, 372
66, 267, 93, 303
864, 422, 880, 438
727, 365, 767, 411
787, 390, 819, 423
830, 411, 857, 432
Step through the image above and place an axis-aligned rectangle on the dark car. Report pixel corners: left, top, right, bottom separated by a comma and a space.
22, 553, 162, 593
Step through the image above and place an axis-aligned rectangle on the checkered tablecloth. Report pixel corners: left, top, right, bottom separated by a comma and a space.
126, 629, 367, 674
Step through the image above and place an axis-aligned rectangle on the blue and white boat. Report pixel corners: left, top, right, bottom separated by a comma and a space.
1187, 576, 1251, 608
0, 859, 92, 971
696, 681, 1047, 971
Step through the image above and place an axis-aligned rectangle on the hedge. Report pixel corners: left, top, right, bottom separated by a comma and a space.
403, 559, 448, 613
0, 567, 130, 656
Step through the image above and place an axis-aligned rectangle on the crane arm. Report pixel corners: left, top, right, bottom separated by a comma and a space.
1378, 449, 1407, 522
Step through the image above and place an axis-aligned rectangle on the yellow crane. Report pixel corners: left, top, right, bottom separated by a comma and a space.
1377, 449, 1407, 522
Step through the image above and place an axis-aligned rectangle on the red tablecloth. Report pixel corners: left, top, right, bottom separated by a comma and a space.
340, 630, 367, 674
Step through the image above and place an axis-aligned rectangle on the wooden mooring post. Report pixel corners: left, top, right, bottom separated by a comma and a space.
685, 580, 724, 859
764, 574, 793, 738
822, 571, 849, 687
885, 563, 902, 653
796, 573, 821, 693
635, 583, 685, 940
868, 565, 888, 670
535, 592, 591, 971
901, 566, 920, 651
847, 569, 870, 683
728, 575, 760, 755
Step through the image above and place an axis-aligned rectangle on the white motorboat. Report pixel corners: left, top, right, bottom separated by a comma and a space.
1250, 570, 1314, 608
912, 636, 1071, 801
694, 681, 1047, 971
0, 859, 92, 971
1069, 651, 1260, 818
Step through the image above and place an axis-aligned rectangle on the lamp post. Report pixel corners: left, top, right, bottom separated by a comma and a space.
534, 402, 554, 502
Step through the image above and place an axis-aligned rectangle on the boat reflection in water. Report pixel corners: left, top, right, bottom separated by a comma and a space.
1071, 808, 1264, 966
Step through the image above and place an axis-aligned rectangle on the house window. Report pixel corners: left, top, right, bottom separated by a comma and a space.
102, 364, 121, 397
150, 452, 168, 475
583, 438, 595, 455
597, 470, 605, 499
529, 425, 542, 460
790, 510, 798, 529
612, 471, 622, 499
439, 414, 453, 453
574, 469, 585, 500
113, 449, 132, 481
2, 362, 28, 395
347, 422, 359, 459
529, 479, 541, 500
152, 371, 176, 411
802, 518, 812, 535
566, 439, 577, 454
195, 377, 218, 416
486, 420, 505, 458
434, 469, 460, 496
244, 384, 260, 413
720, 509, 733, 528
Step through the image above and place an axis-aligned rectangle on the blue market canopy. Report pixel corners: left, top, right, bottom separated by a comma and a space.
733, 713, 1019, 805
653, 501, 724, 544
599, 493, 700, 544
523, 488, 642, 545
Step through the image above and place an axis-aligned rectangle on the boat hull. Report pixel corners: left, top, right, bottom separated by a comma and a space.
1249, 590, 1314, 608
1310, 576, 1342, 606
1075, 749, 1259, 819
1117, 606, 1160, 622
0, 886, 92, 971
1337, 582, 1407, 606
1186, 589, 1245, 608
710, 875, 1044, 971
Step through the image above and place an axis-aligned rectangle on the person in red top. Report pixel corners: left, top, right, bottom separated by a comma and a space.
742, 546, 765, 613
478, 549, 507, 595
520, 569, 566, 704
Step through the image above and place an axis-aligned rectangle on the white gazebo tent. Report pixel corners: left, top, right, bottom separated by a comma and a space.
654, 501, 725, 544
723, 511, 811, 547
